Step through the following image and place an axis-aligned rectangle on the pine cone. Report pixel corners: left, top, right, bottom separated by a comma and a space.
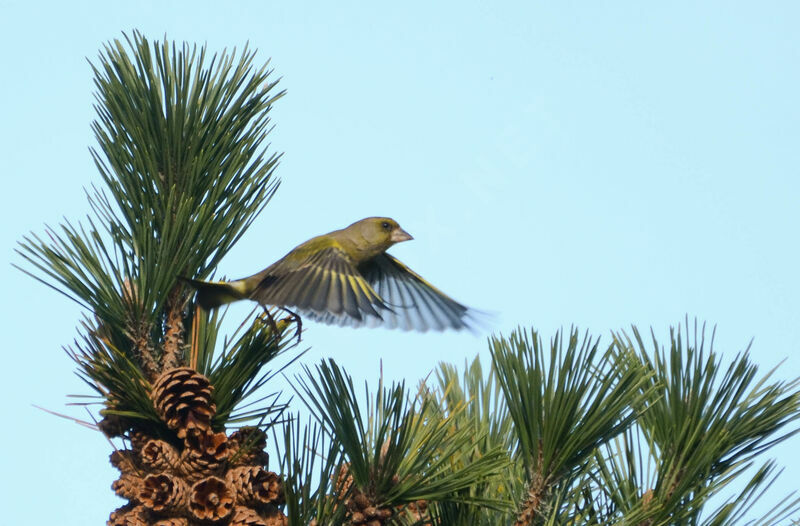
229, 427, 269, 467
180, 452, 222, 482
141, 439, 181, 473
151, 367, 216, 439
189, 476, 235, 522
262, 504, 289, 526
110, 449, 138, 473
139, 473, 188, 514
98, 414, 133, 437
180, 429, 229, 481
229, 505, 287, 526
230, 506, 267, 526
345, 489, 393, 526
227, 466, 284, 507
364, 506, 393, 521
332, 461, 400, 526
108, 504, 133, 524
153, 518, 188, 526
343, 489, 393, 525
107, 504, 148, 526
185, 428, 229, 460
129, 431, 151, 453
241, 450, 270, 469
112, 473, 144, 501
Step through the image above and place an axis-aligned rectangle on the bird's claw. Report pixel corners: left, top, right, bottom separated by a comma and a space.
280, 306, 303, 343
260, 305, 303, 343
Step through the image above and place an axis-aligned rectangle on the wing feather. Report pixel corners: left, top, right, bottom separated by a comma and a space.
243, 246, 475, 331
248, 246, 388, 325
357, 254, 473, 331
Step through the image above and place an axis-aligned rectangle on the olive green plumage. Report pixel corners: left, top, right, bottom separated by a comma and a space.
183, 217, 475, 332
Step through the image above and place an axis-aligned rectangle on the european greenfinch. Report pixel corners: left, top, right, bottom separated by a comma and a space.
183, 217, 475, 331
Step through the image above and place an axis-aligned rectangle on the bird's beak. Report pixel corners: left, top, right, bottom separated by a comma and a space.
391, 228, 413, 243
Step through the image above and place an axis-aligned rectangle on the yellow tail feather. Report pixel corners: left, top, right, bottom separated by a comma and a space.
179, 277, 247, 310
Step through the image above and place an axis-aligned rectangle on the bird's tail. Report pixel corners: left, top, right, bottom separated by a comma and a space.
179, 277, 249, 310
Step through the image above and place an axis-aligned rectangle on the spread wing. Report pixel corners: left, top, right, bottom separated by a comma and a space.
303, 254, 475, 331
248, 247, 390, 321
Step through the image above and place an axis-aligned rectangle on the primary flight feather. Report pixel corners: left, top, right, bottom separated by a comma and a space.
183, 217, 475, 331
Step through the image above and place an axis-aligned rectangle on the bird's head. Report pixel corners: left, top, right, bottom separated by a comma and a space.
346, 217, 413, 258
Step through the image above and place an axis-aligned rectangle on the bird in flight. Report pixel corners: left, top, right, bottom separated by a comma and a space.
183, 217, 476, 332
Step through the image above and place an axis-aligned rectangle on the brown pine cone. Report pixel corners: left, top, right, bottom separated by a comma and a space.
352, 491, 370, 511
230, 506, 268, 526
139, 473, 188, 514
110, 449, 138, 473
98, 414, 132, 437
180, 451, 222, 482
151, 367, 216, 439
112, 473, 143, 501
357, 503, 393, 525
344, 489, 394, 526
229, 505, 289, 526
180, 429, 229, 481
228, 427, 269, 467
188, 476, 235, 522
108, 504, 133, 524
227, 466, 285, 507
107, 504, 148, 526
129, 431, 151, 453
261, 470, 285, 506
140, 439, 181, 473
184, 428, 229, 460
152, 518, 188, 526
262, 504, 289, 526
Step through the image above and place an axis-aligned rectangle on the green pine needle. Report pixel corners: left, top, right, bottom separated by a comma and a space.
294, 359, 509, 511
490, 327, 655, 511
16, 31, 287, 435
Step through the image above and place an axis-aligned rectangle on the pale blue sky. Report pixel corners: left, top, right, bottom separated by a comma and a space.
2, 2, 799, 524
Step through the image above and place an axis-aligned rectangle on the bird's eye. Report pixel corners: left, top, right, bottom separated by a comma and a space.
381, 221, 391, 230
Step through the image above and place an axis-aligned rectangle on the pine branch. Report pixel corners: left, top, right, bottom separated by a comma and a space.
277, 414, 347, 525
206, 311, 300, 428
16, 31, 283, 378
426, 357, 520, 525
294, 359, 509, 523
607, 320, 800, 525
490, 327, 656, 525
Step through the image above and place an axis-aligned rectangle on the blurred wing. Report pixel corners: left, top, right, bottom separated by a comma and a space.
354, 254, 474, 332
249, 247, 390, 322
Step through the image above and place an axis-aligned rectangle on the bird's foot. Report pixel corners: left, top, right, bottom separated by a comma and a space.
278, 306, 303, 342
259, 306, 303, 343
259, 306, 281, 338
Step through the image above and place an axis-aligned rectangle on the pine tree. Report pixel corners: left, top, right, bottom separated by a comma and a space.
16, 33, 800, 526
